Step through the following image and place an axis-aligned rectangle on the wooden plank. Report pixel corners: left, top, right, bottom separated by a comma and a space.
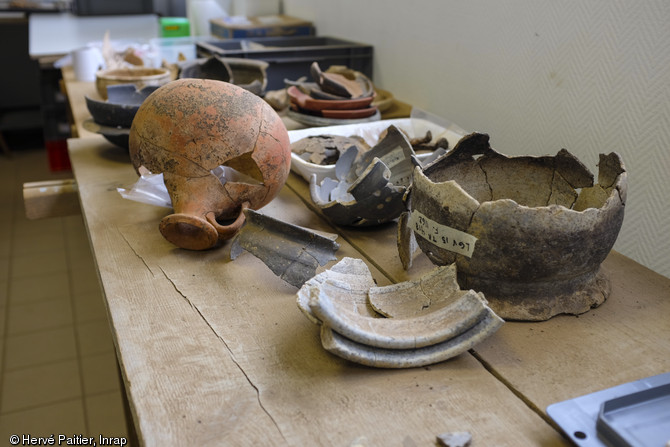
68, 137, 566, 446
473, 251, 670, 410
23, 178, 81, 219
285, 169, 670, 429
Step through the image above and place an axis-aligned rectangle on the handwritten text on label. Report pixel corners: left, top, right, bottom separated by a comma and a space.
409, 210, 478, 258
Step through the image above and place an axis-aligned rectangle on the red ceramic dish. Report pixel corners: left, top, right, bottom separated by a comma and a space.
287, 86, 374, 111
290, 103, 378, 119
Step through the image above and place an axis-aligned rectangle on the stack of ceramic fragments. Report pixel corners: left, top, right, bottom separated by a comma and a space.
297, 257, 503, 368
286, 62, 378, 122
308, 125, 415, 227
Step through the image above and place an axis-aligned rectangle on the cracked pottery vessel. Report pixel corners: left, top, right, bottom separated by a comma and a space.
128, 78, 291, 250
401, 133, 627, 321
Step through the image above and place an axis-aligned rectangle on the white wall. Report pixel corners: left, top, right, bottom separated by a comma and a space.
284, 0, 670, 278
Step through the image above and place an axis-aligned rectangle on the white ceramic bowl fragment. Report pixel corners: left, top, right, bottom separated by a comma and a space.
296, 257, 503, 368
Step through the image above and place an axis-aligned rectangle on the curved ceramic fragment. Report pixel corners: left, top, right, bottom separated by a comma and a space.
178, 56, 268, 95
308, 281, 488, 349
179, 56, 232, 82
368, 264, 468, 318
224, 57, 269, 96
350, 125, 415, 187
319, 309, 504, 369
310, 62, 374, 99
296, 257, 378, 324
230, 209, 339, 288
283, 78, 345, 101
397, 211, 419, 270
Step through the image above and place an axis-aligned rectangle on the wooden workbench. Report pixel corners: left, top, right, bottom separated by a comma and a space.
63, 69, 670, 446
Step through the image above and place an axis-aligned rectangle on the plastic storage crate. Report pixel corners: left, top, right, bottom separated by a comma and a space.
196, 36, 373, 91
209, 15, 314, 39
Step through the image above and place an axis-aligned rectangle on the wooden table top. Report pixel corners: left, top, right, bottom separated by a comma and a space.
63, 69, 670, 447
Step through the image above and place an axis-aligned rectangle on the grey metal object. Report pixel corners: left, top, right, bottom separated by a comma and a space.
597, 383, 670, 447
230, 208, 339, 288
547, 372, 670, 447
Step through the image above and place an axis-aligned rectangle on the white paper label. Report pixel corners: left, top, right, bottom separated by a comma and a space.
378, 147, 412, 187
409, 210, 478, 258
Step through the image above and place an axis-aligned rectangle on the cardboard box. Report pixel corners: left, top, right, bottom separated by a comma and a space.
210, 15, 314, 39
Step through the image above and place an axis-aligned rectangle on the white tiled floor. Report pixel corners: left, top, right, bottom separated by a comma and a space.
0, 134, 129, 443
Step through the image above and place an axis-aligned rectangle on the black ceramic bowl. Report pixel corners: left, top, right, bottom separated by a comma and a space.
85, 84, 159, 128
85, 84, 159, 149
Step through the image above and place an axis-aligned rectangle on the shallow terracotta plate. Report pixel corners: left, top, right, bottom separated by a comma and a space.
290, 103, 378, 119
287, 86, 374, 111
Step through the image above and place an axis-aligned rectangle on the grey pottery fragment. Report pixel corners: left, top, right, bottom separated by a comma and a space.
309, 125, 416, 227
178, 55, 232, 82
368, 262, 470, 318
309, 284, 489, 349
230, 209, 339, 288
400, 132, 627, 321
296, 258, 504, 368
436, 431, 472, 447
291, 134, 369, 166
319, 310, 502, 369
297, 257, 378, 324
178, 55, 269, 96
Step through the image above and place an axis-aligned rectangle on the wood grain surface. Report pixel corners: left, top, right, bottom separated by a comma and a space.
64, 68, 670, 446
68, 138, 568, 446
